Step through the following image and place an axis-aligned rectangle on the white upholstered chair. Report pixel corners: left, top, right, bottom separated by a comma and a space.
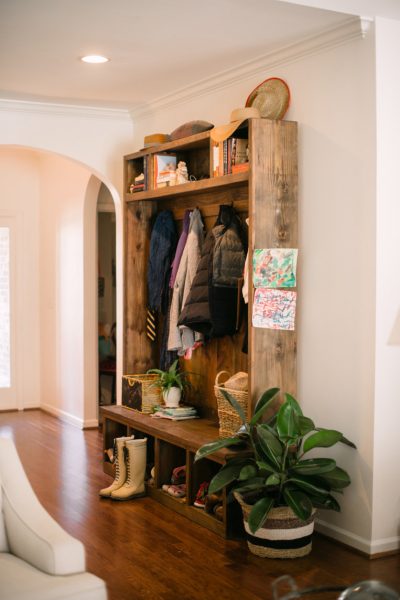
0, 437, 107, 600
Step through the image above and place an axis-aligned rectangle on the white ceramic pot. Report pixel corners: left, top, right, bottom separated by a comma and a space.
163, 387, 182, 408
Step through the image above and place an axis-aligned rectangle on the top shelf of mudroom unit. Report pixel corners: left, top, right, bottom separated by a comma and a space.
125, 130, 212, 160
124, 172, 249, 203
124, 127, 251, 203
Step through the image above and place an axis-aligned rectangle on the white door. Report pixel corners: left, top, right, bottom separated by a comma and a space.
0, 217, 17, 410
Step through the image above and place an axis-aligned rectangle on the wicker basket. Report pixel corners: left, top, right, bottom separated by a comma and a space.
234, 492, 316, 559
214, 371, 248, 438
122, 374, 161, 414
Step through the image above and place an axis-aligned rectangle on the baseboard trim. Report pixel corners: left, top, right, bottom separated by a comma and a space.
40, 404, 95, 429
316, 518, 400, 557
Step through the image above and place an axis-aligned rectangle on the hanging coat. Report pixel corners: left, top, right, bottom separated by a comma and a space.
168, 209, 204, 353
147, 210, 177, 313
169, 209, 191, 288
178, 205, 246, 338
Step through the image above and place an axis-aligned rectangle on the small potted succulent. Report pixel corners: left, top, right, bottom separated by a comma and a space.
195, 388, 356, 558
147, 360, 193, 408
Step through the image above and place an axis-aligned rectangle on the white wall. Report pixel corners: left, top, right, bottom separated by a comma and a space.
131, 32, 379, 552
0, 105, 133, 425
39, 154, 94, 427
372, 16, 400, 553
0, 149, 41, 409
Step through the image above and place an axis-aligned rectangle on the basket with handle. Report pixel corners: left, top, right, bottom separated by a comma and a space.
122, 374, 162, 414
214, 371, 248, 438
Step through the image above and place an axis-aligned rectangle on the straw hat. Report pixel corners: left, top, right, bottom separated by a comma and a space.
210, 107, 261, 143
245, 77, 290, 120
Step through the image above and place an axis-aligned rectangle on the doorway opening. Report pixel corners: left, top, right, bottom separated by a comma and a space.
97, 183, 117, 407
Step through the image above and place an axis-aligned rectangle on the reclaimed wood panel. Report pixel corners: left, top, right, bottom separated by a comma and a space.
124, 200, 158, 373
248, 119, 298, 412
124, 172, 249, 202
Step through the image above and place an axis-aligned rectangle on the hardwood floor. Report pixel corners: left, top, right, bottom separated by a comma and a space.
0, 410, 399, 600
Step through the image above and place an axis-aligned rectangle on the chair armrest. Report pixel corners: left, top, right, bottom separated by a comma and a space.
0, 438, 85, 575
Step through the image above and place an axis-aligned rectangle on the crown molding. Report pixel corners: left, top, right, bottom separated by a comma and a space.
130, 16, 371, 121
0, 98, 131, 121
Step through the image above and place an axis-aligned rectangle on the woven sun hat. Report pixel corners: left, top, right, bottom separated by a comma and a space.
245, 77, 290, 120
210, 107, 261, 143
141, 132, 170, 150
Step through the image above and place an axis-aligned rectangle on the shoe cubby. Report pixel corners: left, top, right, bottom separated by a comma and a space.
100, 406, 244, 538
156, 439, 187, 498
188, 452, 220, 508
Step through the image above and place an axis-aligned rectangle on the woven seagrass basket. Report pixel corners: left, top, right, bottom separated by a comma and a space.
214, 371, 248, 438
234, 492, 316, 559
122, 374, 161, 414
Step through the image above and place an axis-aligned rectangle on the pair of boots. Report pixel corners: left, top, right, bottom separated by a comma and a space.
100, 435, 147, 501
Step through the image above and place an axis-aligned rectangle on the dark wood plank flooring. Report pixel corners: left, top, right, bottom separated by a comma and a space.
1, 410, 399, 600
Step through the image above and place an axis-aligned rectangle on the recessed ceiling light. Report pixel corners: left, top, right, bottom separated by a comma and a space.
81, 55, 109, 64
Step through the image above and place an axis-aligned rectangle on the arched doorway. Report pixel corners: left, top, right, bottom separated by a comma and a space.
0, 146, 123, 428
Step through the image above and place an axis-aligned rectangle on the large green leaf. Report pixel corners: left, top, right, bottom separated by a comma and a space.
303, 429, 344, 453
283, 488, 313, 521
290, 458, 336, 475
266, 473, 280, 486
256, 460, 277, 476
233, 478, 266, 495
314, 428, 356, 449
250, 388, 280, 426
277, 401, 299, 442
238, 464, 258, 481
285, 393, 303, 416
339, 435, 357, 449
289, 475, 330, 496
316, 467, 351, 489
256, 425, 283, 469
248, 497, 275, 533
308, 493, 341, 512
221, 389, 246, 424
208, 462, 243, 494
295, 415, 315, 436
194, 437, 242, 461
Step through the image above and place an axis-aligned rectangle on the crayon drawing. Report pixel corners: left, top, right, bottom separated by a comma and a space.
252, 289, 296, 330
253, 248, 298, 288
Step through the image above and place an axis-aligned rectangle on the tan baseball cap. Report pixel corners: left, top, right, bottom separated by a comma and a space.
210, 107, 261, 143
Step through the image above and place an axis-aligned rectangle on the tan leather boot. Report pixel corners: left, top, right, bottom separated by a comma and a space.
99, 435, 134, 497
111, 438, 147, 501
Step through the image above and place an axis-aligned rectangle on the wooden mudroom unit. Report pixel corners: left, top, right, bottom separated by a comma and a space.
101, 117, 298, 538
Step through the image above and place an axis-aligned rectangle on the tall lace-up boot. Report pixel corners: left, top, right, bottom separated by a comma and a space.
99, 435, 134, 498
111, 438, 147, 501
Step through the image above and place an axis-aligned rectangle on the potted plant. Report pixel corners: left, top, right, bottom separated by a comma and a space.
195, 388, 356, 558
147, 360, 192, 408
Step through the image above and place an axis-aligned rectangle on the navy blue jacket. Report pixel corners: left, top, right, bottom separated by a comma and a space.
147, 210, 177, 313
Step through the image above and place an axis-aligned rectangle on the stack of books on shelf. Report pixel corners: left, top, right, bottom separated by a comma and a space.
153, 153, 177, 188
213, 137, 249, 177
129, 172, 146, 193
151, 405, 198, 421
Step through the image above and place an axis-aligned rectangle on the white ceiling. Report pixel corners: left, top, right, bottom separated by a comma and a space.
0, 0, 355, 110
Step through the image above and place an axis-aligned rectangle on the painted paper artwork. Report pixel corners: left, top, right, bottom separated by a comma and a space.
253, 248, 298, 288
252, 289, 297, 330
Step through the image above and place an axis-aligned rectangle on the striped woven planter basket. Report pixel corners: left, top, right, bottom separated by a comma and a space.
234, 493, 316, 559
